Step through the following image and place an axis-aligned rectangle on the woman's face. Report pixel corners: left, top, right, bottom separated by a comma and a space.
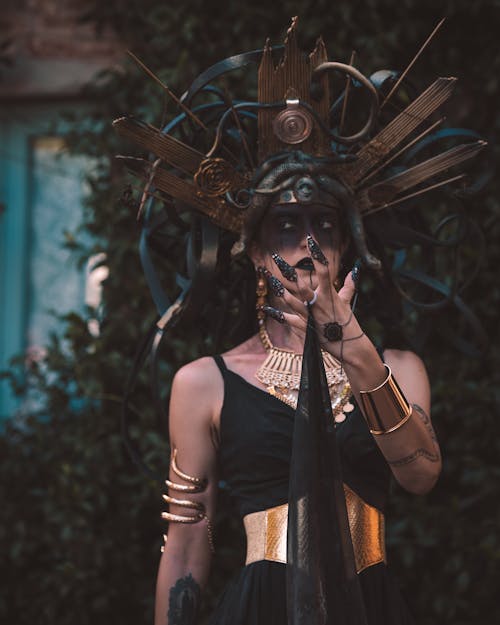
252, 202, 345, 291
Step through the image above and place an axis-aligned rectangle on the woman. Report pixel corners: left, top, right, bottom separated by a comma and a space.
154, 197, 441, 625
115, 18, 483, 625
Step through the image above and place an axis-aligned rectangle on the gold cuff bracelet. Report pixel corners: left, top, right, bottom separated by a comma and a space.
359, 364, 412, 435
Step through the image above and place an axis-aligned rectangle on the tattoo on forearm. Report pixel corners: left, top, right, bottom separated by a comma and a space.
388, 448, 440, 466
388, 403, 441, 467
167, 574, 201, 625
412, 403, 438, 445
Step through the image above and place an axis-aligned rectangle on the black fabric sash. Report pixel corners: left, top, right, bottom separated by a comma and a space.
286, 310, 368, 625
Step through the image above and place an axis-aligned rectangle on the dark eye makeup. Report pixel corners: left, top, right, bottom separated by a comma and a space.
258, 204, 340, 251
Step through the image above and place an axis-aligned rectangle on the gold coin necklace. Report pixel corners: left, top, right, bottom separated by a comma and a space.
255, 323, 355, 424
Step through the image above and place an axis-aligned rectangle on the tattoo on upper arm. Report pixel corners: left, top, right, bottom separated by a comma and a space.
167, 574, 201, 625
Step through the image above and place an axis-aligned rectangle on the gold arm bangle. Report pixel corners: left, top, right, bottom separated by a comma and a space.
165, 478, 202, 493
161, 449, 215, 554
359, 364, 412, 435
162, 493, 205, 511
171, 448, 208, 488
161, 510, 216, 554
165, 448, 208, 493
161, 511, 205, 523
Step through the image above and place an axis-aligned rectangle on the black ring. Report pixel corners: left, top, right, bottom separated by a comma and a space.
323, 322, 343, 342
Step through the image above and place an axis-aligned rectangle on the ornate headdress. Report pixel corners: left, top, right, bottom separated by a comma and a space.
115, 17, 485, 278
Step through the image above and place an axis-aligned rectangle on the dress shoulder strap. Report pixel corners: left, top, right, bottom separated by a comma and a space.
212, 354, 227, 375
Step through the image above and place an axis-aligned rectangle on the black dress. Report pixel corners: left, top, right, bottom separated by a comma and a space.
208, 355, 414, 625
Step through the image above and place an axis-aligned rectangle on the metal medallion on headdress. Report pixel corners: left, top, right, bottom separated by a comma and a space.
273, 100, 313, 145
195, 157, 235, 197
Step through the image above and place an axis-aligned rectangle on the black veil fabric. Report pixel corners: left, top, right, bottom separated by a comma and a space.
286, 309, 368, 625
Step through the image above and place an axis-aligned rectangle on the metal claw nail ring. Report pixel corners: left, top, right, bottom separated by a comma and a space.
306, 235, 329, 266
263, 305, 286, 324
271, 253, 298, 282
351, 259, 362, 288
262, 268, 285, 297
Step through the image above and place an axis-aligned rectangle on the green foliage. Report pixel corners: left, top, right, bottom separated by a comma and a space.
1, 1, 499, 623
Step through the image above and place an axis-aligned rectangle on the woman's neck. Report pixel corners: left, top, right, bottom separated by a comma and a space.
265, 318, 305, 353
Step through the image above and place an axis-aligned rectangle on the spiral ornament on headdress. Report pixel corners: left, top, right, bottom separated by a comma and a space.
226, 188, 253, 210
194, 157, 236, 197
273, 102, 313, 144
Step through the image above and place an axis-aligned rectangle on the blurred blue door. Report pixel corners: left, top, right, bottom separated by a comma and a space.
0, 105, 92, 420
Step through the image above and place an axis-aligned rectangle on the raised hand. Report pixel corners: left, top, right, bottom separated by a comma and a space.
264, 238, 366, 364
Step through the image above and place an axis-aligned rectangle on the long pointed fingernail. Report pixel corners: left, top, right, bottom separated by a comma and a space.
263, 305, 285, 324
351, 259, 362, 287
271, 253, 297, 282
306, 235, 328, 265
262, 268, 284, 297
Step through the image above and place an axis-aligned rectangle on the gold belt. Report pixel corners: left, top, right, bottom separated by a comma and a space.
243, 484, 386, 574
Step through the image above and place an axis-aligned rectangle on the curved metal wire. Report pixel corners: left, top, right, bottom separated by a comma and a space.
311, 62, 379, 144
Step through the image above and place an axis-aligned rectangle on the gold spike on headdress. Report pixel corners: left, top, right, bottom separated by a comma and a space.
114, 117, 246, 232
340, 77, 458, 187
114, 117, 208, 175
358, 140, 486, 211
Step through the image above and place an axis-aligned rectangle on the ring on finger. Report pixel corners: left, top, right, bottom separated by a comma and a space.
304, 290, 318, 307
323, 310, 354, 341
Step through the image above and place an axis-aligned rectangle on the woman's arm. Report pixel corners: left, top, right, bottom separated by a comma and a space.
154, 358, 221, 625
374, 348, 441, 495
266, 248, 442, 496
342, 342, 441, 495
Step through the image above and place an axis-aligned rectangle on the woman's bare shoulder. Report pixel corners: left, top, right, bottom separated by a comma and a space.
173, 356, 222, 393
382, 348, 427, 375
172, 334, 264, 414
170, 357, 225, 431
